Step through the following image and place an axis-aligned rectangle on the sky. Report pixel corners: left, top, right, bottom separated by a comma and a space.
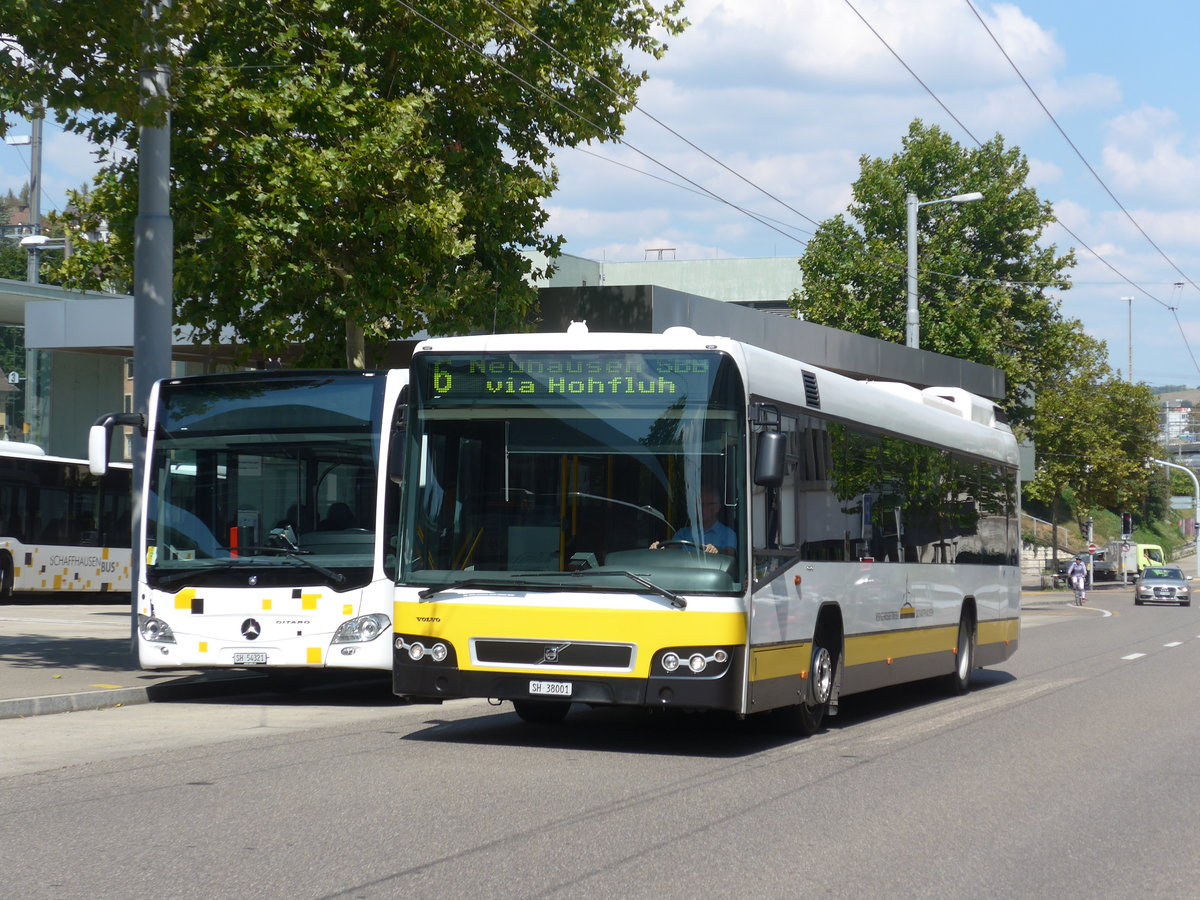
3, 0, 1198, 387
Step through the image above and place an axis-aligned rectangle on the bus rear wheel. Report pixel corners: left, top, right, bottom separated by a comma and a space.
943, 613, 975, 696
0, 557, 12, 603
512, 699, 571, 724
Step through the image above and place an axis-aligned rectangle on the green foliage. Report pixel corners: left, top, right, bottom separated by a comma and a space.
1023, 328, 1161, 528
793, 119, 1165, 534
2, 0, 687, 366
794, 120, 1075, 427
0, 239, 24, 280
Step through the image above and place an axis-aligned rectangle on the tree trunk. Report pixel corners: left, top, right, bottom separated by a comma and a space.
345, 318, 365, 370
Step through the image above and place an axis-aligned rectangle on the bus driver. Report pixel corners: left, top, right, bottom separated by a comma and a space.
650, 486, 736, 555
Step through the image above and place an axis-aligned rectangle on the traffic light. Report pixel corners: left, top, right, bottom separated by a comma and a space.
1121, 512, 1133, 538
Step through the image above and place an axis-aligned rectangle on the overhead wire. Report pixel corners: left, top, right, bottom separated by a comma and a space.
962, 0, 1200, 298
389, 0, 812, 252
478, 0, 828, 232
838, 0, 1200, 395
841, 0, 1177, 311
479, 0, 1181, 311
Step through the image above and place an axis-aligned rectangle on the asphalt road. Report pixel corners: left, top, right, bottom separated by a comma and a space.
3, 585, 1200, 898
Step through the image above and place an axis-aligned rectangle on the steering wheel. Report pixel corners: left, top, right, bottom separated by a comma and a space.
658, 540, 701, 550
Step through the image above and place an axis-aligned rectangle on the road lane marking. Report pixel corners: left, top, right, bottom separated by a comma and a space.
1122, 653, 1146, 660
1165, 642, 1183, 648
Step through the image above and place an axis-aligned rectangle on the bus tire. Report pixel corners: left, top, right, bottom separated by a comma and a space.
943, 612, 975, 696
771, 638, 837, 736
512, 699, 571, 724
0, 556, 12, 602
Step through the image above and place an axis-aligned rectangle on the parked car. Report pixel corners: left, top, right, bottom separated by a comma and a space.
1133, 566, 1191, 606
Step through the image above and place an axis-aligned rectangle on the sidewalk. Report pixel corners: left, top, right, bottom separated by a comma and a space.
0, 599, 263, 720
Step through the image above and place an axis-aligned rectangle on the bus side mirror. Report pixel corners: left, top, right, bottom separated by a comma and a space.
88, 412, 145, 475
754, 431, 785, 487
387, 427, 406, 485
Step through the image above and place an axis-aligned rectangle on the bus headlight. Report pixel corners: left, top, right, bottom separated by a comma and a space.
138, 614, 176, 644
655, 647, 731, 677
394, 635, 451, 664
331, 613, 390, 643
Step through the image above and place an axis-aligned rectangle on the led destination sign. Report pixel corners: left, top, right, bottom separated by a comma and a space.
420, 353, 718, 405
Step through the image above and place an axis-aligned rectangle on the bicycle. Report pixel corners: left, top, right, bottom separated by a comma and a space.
1070, 573, 1087, 606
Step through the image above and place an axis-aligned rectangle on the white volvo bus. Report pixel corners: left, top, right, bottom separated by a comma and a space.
391, 326, 1020, 731
90, 369, 407, 673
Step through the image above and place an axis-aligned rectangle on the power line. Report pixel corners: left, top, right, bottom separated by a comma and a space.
390, 0, 811, 251
840, 0, 1199, 377
962, 0, 1200, 298
479, 0, 827, 232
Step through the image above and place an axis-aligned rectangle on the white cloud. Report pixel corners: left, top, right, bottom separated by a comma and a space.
1102, 106, 1200, 205
659, 0, 1061, 92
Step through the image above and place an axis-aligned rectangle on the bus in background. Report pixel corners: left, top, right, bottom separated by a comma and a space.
89, 369, 407, 673
391, 326, 1020, 731
0, 441, 131, 600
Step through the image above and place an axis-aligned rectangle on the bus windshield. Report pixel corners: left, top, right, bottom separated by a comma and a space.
146, 373, 388, 591
401, 351, 746, 595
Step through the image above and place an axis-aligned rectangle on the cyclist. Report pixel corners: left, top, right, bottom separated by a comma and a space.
1066, 556, 1088, 605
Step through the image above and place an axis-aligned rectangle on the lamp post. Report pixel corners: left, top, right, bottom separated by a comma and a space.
905, 190, 984, 349
1154, 458, 1200, 579
1121, 296, 1133, 381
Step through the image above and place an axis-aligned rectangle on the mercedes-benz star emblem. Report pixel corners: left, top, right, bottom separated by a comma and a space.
241, 618, 262, 640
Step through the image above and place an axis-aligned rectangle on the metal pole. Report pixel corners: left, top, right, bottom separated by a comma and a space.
905, 192, 919, 349
1153, 458, 1200, 579
1122, 296, 1134, 381
132, 0, 174, 653
25, 106, 42, 284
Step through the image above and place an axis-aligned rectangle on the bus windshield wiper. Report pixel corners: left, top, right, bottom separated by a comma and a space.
525, 570, 686, 609
236, 546, 347, 586
417, 576, 548, 601
152, 558, 252, 589
416, 572, 686, 609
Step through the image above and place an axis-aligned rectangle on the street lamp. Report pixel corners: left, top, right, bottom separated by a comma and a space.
1153, 458, 1200, 579
18, 234, 66, 286
905, 190, 984, 349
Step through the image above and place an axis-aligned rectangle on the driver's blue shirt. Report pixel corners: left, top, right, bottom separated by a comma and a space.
673, 520, 737, 550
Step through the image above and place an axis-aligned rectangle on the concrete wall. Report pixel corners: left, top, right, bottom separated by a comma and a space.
31, 351, 126, 458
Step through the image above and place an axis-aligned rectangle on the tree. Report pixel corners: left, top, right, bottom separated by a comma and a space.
796, 120, 1165, 548
794, 120, 1075, 426
0, 239, 23, 280
1023, 327, 1160, 546
1, 0, 686, 366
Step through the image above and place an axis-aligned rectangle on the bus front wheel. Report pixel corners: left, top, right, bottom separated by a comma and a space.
0, 557, 12, 602
770, 640, 836, 736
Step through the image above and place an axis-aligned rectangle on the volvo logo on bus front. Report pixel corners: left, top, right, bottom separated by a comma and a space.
543, 644, 564, 664
241, 618, 261, 640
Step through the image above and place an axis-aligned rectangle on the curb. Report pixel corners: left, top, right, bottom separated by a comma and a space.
0, 672, 266, 721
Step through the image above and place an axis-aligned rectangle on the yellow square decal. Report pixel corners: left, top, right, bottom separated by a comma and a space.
199, 642, 208, 653
302, 594, 318, 610
262, 598, 272, 611
343, 604, 353, 616
306, 647, 322, 664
